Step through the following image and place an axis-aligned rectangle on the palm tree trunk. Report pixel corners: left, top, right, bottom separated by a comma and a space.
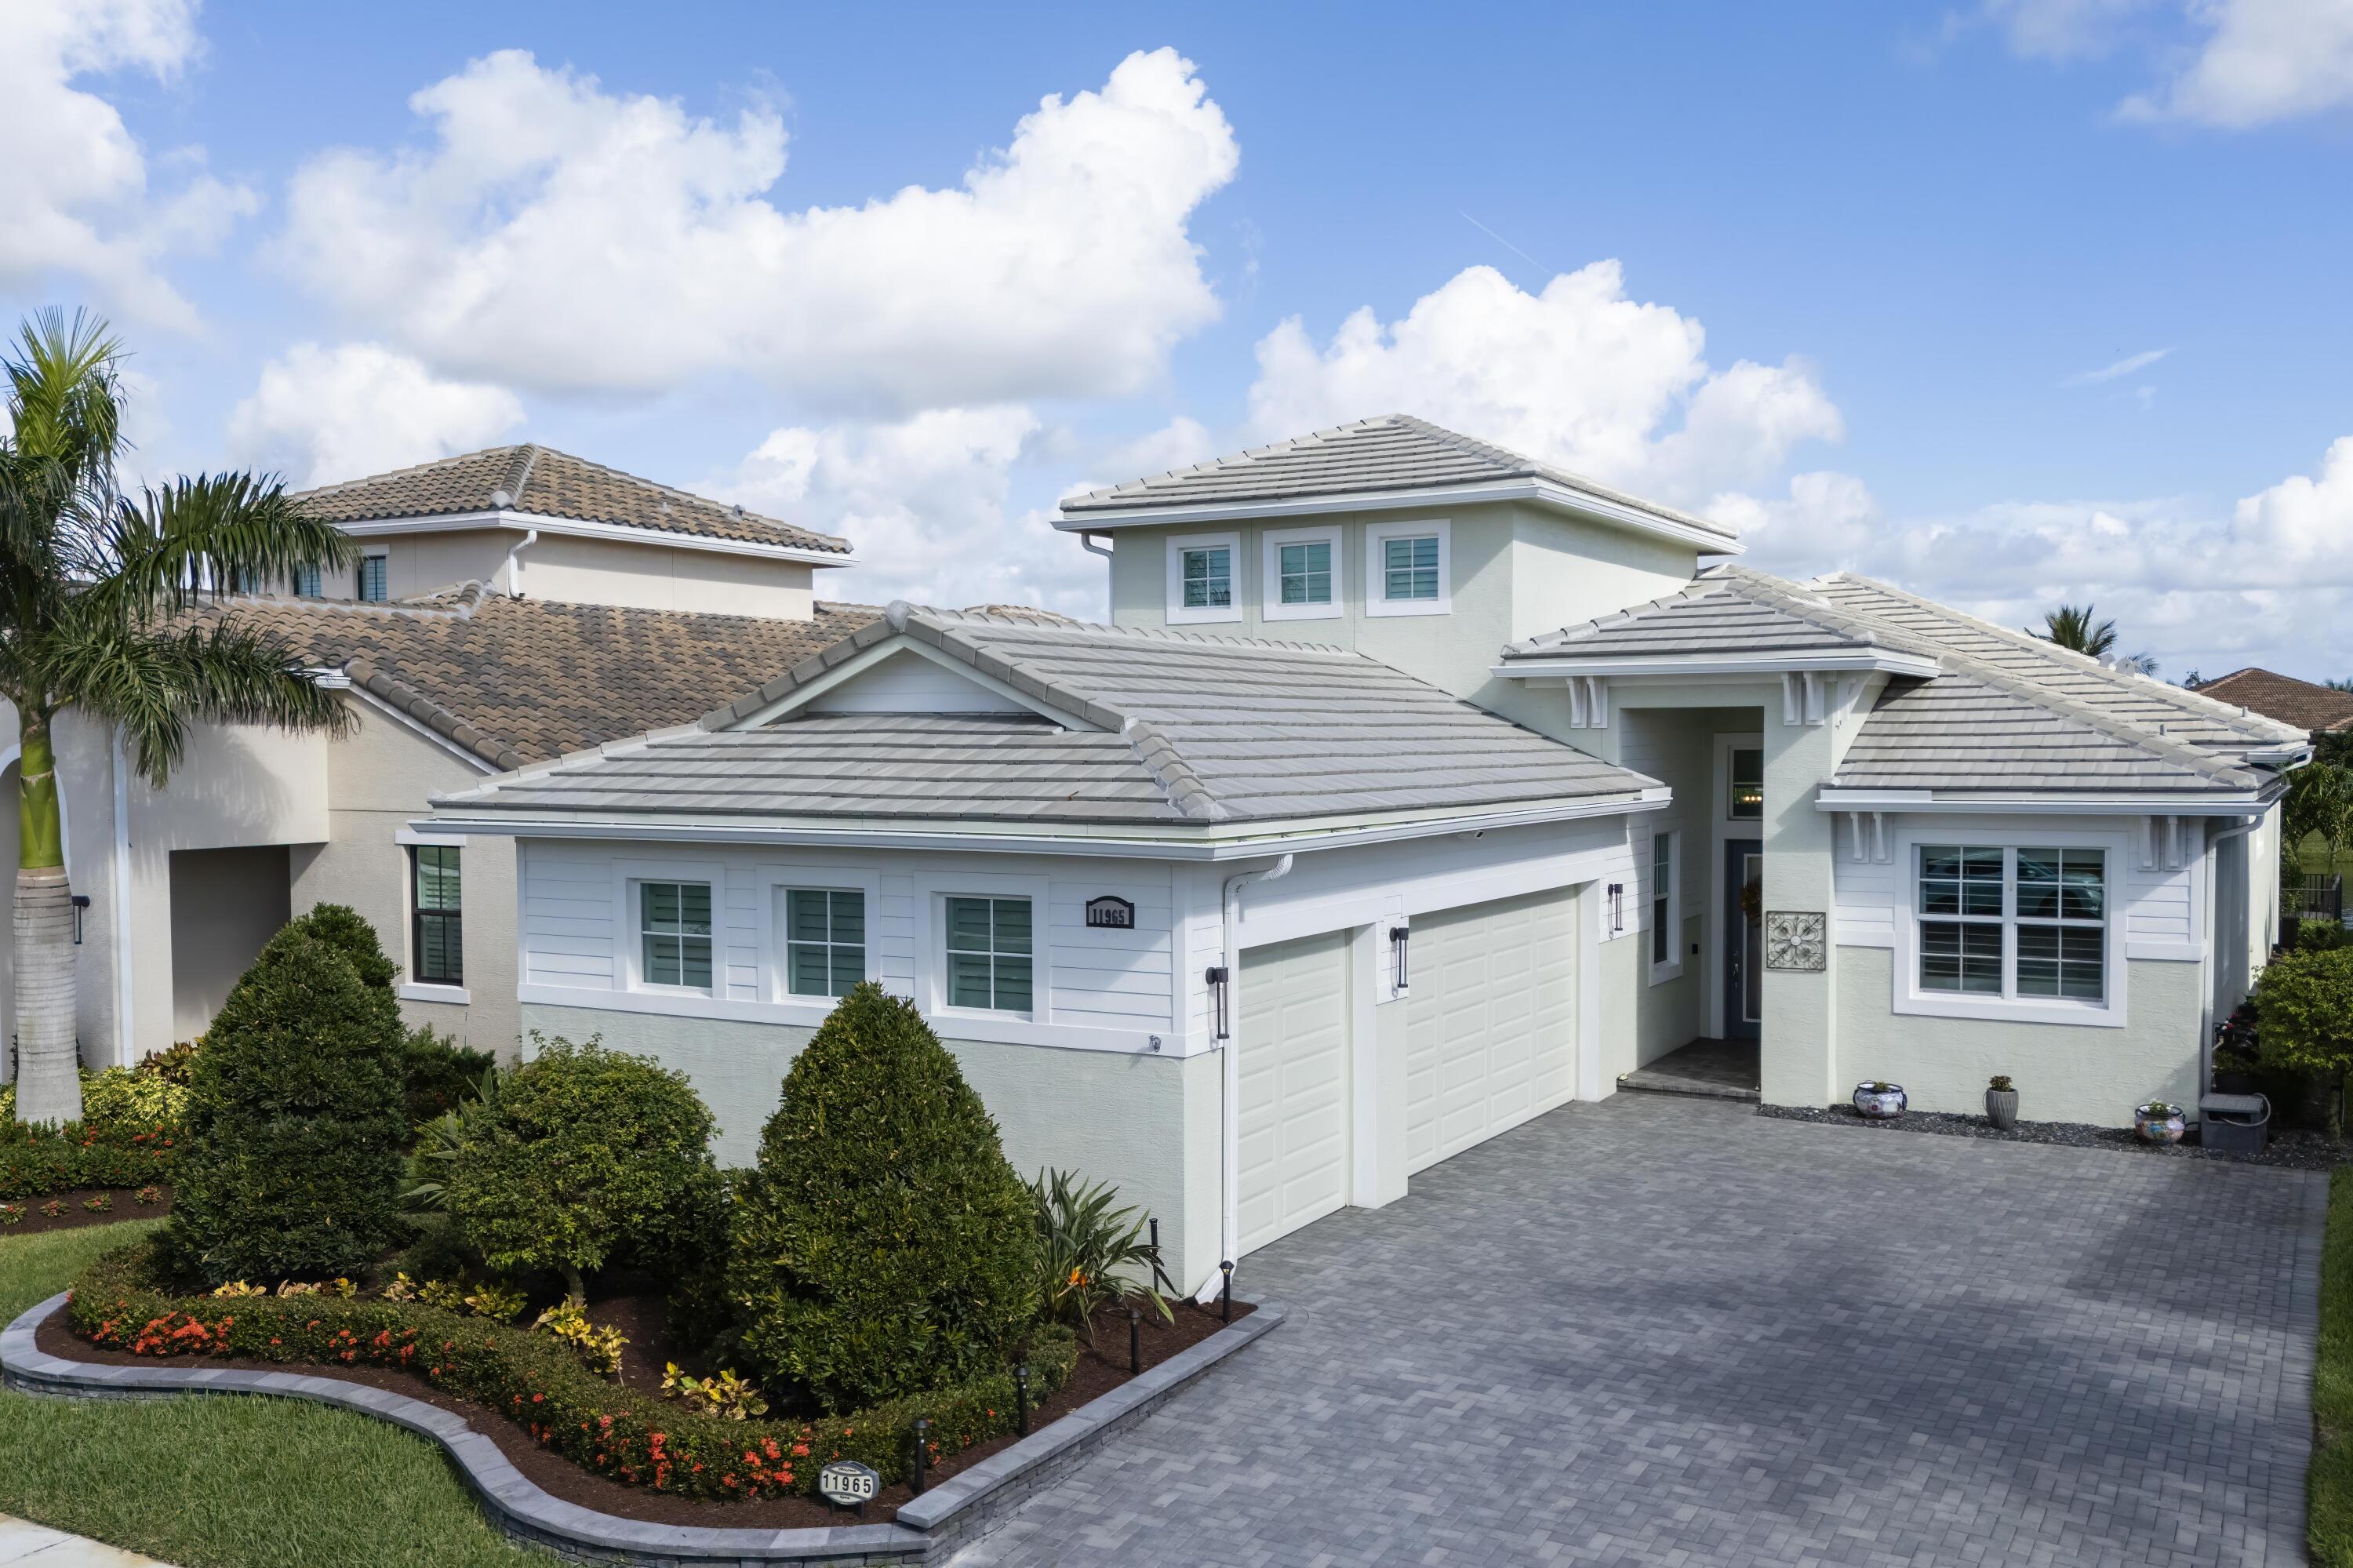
12, 709, 82, 1126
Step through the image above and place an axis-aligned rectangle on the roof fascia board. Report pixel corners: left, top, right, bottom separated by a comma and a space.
416, 789, 1668, 862
722, 636, 1104, 733
333, 509, 856, 568
1816, 788, 2273, 816
1496, 651, 1939, 680
322, 675, 504, 774
1056, 478, 1742, 555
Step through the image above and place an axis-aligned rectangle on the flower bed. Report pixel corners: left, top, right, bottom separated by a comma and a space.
69, 1238, 1076, 1503
0, 1123, 176, 1200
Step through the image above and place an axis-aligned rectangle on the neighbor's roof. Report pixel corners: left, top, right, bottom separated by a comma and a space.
198, 584, 878, 770
1058, 414, 1737, 546
291, 445, 852, 557
2188, 668, 2353, 735
431, 602, 1661, 829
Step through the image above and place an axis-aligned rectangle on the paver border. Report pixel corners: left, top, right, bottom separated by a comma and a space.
2, 1292, 1284, 1564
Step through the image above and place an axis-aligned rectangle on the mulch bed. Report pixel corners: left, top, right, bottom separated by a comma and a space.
39, 1291, 1251, 1530
1758, 1102, 2351, 1170
0, 1186, 170, 1235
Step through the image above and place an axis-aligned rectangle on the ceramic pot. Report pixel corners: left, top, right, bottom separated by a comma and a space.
1853, 1082, 1907, 1119
2135, 1104, 2186, 1144
1984, 1087, 2019, 1130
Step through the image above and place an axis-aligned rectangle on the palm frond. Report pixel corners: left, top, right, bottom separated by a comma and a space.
97, 474, 356, 619
2040, 603, 2119, 659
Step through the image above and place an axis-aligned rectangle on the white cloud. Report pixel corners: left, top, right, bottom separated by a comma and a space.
2119, 0, 2353, 126
0, 0, 257, 330
1982, 0, 2162, 59
280, 48, 1239, 411
1708, 471, 1884, 571
1245, 262, 1843, 509
2064, 346, 2172, 385
226, 342, 524, 487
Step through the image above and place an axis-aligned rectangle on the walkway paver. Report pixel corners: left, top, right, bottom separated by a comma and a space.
959, 1092, 2325, 1566
0, 1516, 175, 1566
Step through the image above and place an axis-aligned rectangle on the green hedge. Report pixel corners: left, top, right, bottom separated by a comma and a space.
0, 1122, 176, 1199
70, 1239, 1075, 1502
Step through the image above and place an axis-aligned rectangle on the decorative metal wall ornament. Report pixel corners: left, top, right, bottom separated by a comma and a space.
1764, 910, 1827, 972
1085, 895, 1135, 929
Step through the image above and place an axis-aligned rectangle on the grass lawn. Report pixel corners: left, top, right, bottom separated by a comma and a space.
2315, 1169, 2353, 1566
0, 1221, 546, 1567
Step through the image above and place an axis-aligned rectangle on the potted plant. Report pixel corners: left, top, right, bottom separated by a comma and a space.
1852, 1081, 1907, 1119
2134, 1101, 2186, 1144
2212, 1048, 2259, 1097
1984, 1075, 2019, 1130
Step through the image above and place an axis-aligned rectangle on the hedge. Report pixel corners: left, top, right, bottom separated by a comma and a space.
70, 1239, 1076, 1502
0, 1122, 176, 1199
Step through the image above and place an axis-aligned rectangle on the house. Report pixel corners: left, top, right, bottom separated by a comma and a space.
0, 446, 870, 1065
418, 415, 2308, 1297
2190, 667, 2353, 737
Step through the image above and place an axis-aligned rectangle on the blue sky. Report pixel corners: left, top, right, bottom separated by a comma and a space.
6, 0, 2352, 680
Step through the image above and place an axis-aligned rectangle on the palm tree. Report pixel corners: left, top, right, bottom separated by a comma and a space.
0, 311, 355, 1125
2039, 604, 2118, 658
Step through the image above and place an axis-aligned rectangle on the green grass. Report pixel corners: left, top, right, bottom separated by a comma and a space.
2314, 1169, 2353, 1566
0, 1221, 546, 1567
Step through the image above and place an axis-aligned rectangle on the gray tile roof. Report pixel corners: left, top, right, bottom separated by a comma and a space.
1060, 414, 1736, 544
1504, 566, 1928, 664
291, 445, 852, 555
436, 603, 1661, 829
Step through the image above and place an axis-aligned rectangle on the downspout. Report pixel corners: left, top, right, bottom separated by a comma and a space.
111, 729, 134, 1068
2202, 811, 2264, 1108
500, 528, 540, 598
1206, 853, 1293, 1301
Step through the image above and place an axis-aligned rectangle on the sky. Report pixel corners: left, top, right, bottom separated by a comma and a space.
5, 0, 2353, 683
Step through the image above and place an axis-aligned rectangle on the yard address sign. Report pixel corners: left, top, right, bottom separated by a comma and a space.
819, 1460, 882, 1507
1085, 895, 1136, 930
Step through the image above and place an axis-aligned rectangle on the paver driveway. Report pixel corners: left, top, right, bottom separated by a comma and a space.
961, 1093, 2326, 1567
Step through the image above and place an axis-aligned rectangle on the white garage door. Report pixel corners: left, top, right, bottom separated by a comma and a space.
1236, 931, 1351, 1257
1405, 887, 1577, 1175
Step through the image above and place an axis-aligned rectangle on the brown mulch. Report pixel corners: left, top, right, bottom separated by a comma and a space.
39, 1293, 1252, 1530
0, 1186, 170, 1235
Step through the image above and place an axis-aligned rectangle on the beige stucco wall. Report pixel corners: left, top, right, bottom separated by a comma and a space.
521, 1000, 1225, 1288
518, 533, 820, 619
373, 528, 515, 600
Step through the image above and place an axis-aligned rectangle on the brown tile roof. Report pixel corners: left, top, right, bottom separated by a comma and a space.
289, 445, 851, 556
201, 584, 878, 769
2191, 667, 2353, 734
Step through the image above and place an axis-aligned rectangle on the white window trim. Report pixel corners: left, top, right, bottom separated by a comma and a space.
1166, 531, 1242, 625
1260, 523, 1344, 622
613, 857, 727, 998
912, 869, 1049, 1024
755, 865, 884, 1010
1648, 827, 1683, 984
1892, 826, 2127, 1028
1363, 518, 1450, 617
395, 828, 469, 1004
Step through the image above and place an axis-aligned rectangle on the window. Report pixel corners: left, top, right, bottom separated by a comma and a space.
1649, 830, 1680, 977
1180, 547, 1231, 609
1383, 535, 1439, 600
944, 895, 1032, 1012
1915, 845, 2107, 1004
1166, 533, 1242, 624
358, 554, 388, 602
784, 888, 865, 999
1262, 526, 1342, 621
1729, 748, 1764, 820
1363, 518, 1449, 617
640, 880, 713, 989
410, 845, 461, 985
1278, 541, 1331, 606
293, 563, 322, 598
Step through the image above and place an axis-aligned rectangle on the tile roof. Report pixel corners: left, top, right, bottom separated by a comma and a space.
1504, 566, 1926, 664
2188, 668, 2353, 734
198, 585, 878, 769
1059, 414, 1737, 544
436, 603, 1661, 829
290, 445, 851, 556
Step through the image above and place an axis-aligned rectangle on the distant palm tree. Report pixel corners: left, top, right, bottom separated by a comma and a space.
0, 310, 355, 1126
2039, 604, 2118, 657
2329, 678, 2353, 693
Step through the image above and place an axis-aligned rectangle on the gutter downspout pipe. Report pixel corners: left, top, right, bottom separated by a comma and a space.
2202, 810, 2265, 1106
1203, 853, 1293, 1302
500, 527, 540, 598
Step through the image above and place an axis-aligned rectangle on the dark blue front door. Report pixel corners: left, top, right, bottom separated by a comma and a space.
1724, 839, 1762, 1040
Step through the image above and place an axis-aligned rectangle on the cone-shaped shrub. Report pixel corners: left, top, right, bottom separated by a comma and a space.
165, 926, 408, 1284
285, 901, 400, 989
728, 982, 1038, 1410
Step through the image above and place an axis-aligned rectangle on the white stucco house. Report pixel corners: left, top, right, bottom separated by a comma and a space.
407, 415, 2307, 1299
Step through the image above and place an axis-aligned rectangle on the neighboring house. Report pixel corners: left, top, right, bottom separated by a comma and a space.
0, 447, 864, 1066
2190, 667, 2353, 737
418, 415, 2310, 1297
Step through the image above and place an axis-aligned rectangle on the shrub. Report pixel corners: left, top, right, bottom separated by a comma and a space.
71, 1238, 1075, 1501
1031, 1169, 1173, 1346
2257, 948, 2353, 1082
728, 981, 1038, 1411
403, 1028, 495, 1129
285, 901, 400, 988
164, 926, 409, 1285
0, 1119, 176, 1199
2, 1064, 187, 1140
443, 1037, 719, 1304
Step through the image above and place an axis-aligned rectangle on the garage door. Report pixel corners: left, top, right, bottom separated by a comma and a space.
1236, 931, 1351, 1257
1405, 887, 1577, 1174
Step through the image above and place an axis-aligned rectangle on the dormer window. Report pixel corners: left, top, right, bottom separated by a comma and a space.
1184, 547, 1231, 608
1364, 518, 1450, 617
1166, 532, 1242, 625
1262, 524, 1343, 621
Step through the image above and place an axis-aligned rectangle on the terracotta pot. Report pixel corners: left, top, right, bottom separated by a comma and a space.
2135, 1104, 2186, 1144
1853, 1082, 1907, 1119
1984, 1087, 2019, 1130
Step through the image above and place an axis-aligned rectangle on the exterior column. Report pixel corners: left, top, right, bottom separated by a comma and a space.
1759, 713, 1839, 1107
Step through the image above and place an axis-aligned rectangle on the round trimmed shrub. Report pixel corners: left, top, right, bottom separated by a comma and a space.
444, 1037, 720, 1302
728, 981, 1038, 1411
165, 927, 409, 1285
285, 901, 399, 988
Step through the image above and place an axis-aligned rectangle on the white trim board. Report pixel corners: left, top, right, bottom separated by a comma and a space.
333, 509, 856, 569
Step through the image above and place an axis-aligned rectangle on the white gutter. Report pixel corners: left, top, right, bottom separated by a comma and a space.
332, 509, 856, 569
1496, 651, 1939, 680
111, 729, 135, 1068
1080, 532, 1114, 564
1814, 789, 2275, 817
500, 527, 540, 597
1206, 853, 1292, 1301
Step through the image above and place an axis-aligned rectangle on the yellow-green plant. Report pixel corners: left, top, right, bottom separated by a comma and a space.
1029, 1167, 1173, 1345
533, 1301, 628, 1377
379, 1271, 420, 1301
659, 1362, 768, 1421
463, 1281, 528, 1323
209, 1280, 265, 1298
416, 1276, 470, 1312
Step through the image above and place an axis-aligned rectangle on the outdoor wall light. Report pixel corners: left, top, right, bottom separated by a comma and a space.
1206, 965, 1231, 1041
1608, 882, 1624, 933
1389, 924, 1410, 994
70, 893, 89, 945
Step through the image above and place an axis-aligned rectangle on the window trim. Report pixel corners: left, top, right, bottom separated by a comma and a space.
1649, 828, 1682, 984
408, 842, 464, 988
1892, 827, 2126, 1028
357, 550, 390, 603
1726, 744, 1765, 822
1260, 524, 1344, 622
395, 828, 469, 1004
1165, 531, 1242, 625
616, 859, 726, 996
293, 562, 322, 598
1363, 518, 1451, 617
915, 871, 1050, 1024
751, 865, 883, 1013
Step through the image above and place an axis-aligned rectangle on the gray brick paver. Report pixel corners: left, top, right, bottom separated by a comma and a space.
956, 1095, 2321, 1567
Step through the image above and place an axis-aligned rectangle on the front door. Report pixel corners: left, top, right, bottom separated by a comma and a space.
1723, 840, 1762, 1040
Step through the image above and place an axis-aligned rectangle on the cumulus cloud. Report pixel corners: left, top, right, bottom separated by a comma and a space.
2119, 0, 2353, 126
279, 48, 1239, 410
0, 0, 257, 330
226, 342, 524, 487
1244, 262, 1843, 509
1981, 0, 2163, 59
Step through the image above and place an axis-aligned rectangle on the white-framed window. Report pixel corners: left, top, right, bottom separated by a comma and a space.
944, 895, 1033, 1013
1649, 829, 1682, 982
293, 563, 322, 598
783, 886, 865, 999
1166, 532, 1242, 625
1895, 831, 2124, 1027
357, 552, 389, 602
638, 879, 715, 991
1363, 518, 1450, 617
1728, 745, 1764, 820
1260, 524, 1343, 622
